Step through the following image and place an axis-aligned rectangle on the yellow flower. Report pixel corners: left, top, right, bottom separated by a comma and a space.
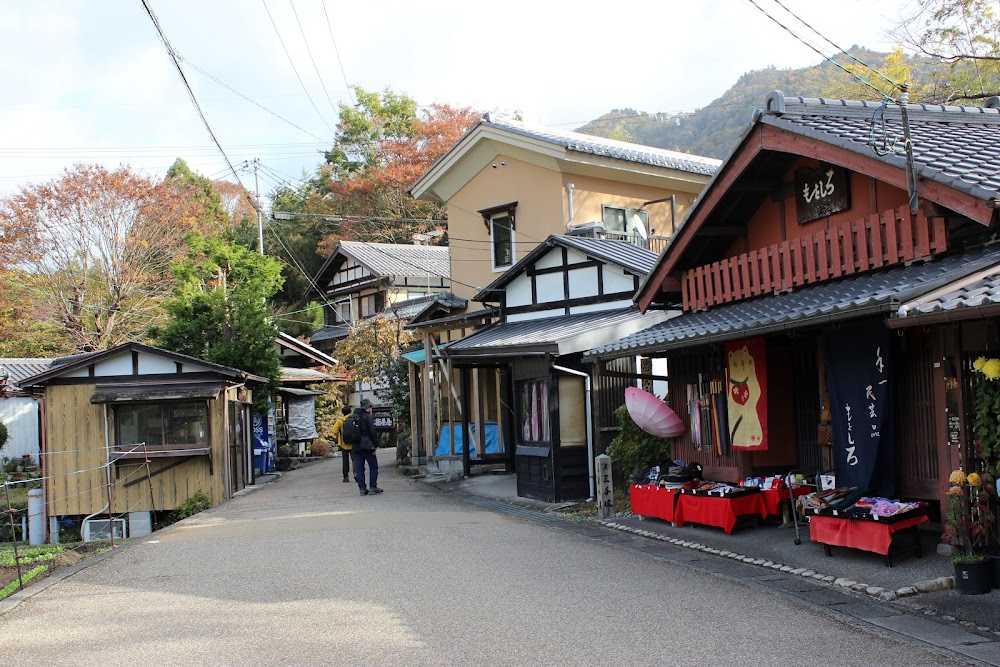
948, 485, 963, 496
984, 358, 1000, 380
975, 357, 987, 371
949, 470, 967, 485
968, 472, 982, 487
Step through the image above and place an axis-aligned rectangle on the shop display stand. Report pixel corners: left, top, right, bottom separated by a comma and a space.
808, 508, 928, 567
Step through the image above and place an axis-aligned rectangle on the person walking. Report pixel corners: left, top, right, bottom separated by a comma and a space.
350, 399, 382, 495
331, 405, 353, 483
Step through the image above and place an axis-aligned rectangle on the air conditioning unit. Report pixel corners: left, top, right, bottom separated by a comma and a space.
82, 517, 126, 542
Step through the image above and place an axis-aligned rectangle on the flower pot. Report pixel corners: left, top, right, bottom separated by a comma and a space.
955, 559, 992, 595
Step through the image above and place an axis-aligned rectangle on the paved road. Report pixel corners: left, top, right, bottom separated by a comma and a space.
0, 451, 962, 666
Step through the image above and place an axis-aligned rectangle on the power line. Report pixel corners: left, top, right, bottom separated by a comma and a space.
261, 0, 337, 137
745, 0, 896, 100
176, 53, 329, 144
140, 0, 251, 197
288, 0, 340, 116
322, 0, 355, 106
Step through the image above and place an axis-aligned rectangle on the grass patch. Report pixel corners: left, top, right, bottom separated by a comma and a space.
0, 564, 48, 600
558, 487, 632, 518
0, 545, 65, 567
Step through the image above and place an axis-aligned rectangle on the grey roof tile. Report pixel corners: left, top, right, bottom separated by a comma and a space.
902, 269, 1000, 317
762, 95, 1000, 199
0, 358, 56, 386
588, 244, 1000, 358
449, 307, 661, 353
484, 116, 722, 176
339, 242, 450, 279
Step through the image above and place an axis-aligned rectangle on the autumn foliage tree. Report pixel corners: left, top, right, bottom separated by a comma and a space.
0, 164, 200, 351
315, 86, 480, 248
333, 314, 415, 385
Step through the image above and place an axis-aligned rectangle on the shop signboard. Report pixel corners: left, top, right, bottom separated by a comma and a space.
372, 406, 395, 432
596, 454, 614, 520
725, 338, 768, 450
794, 165, 850, 224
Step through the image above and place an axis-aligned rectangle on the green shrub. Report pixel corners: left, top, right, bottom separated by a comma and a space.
0, 421, 7, 452
168, 491, 211, 523
606, 404, 672, 479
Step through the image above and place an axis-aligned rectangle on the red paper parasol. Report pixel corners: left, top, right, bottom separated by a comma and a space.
625, 386, 685, 438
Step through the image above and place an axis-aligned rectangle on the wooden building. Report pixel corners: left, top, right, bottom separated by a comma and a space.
443, 235, 670, 502
586, 92, 1000, 520
20, 342, 264, 541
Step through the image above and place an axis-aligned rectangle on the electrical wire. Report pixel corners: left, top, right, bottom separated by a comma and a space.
322, 0, 355, 106
288, 0, 340, 117
261, 0, 337, 137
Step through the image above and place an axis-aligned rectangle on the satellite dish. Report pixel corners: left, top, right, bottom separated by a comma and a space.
631, 212, 648, 240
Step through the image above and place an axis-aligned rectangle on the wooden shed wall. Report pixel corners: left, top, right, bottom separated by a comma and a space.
44, 384, 228, 516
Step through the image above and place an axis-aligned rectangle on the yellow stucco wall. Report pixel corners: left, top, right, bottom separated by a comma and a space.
447, 156, 564, 300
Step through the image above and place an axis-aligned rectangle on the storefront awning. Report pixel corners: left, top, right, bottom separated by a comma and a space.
446, 307, 672, 358
91, 381, 223, 404
401, 348, 427, 364
587, 244, 1000, 361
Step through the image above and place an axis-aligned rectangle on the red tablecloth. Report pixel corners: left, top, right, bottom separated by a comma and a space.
674, 492, 768, 533
809, 513, 929, 556
629, 484, 679, 522
759, 486, 811, 517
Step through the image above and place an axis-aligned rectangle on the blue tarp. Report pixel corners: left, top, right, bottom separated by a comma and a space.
435, 422, 503, 457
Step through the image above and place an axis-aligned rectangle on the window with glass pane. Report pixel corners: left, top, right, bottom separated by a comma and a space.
602, 206, 649, 234
519, 379, 550, 443
117, 401, 208, 447
491, 215, 513, 268
335, 300, 351, 324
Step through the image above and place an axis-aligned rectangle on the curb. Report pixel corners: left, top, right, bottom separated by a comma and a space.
600, 519, 955, 602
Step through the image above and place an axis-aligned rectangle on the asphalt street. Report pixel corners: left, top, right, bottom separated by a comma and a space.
0, 451, 967, 666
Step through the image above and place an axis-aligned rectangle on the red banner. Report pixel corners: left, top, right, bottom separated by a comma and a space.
726, 338, 768, 450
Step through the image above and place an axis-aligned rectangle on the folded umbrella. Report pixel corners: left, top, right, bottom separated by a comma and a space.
625, 386, 685, 438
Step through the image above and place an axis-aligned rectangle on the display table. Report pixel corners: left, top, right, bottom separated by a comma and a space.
629, 484, 680, 523
809, 512, 929, 566
674, 491, 767, 534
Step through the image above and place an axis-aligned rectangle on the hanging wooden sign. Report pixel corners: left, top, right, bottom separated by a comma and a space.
794, 165, 851, 224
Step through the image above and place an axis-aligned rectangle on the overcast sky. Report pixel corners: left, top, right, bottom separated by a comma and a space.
0, 0, 912, 199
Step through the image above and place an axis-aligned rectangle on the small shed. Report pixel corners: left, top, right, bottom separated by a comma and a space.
20, 342, 265, 541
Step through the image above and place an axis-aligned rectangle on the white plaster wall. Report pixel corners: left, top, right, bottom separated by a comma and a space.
507, 309, 563, 323
569, 300, 633, 315
506, 275, 534, 308
94, 356, 133, 377
568, 265, 600, 299
137, 353, 177, 375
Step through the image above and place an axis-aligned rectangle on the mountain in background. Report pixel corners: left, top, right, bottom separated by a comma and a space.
575, 48, 947, 160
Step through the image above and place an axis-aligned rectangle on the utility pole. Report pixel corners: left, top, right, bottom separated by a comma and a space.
252, 157, 265, 256
898, 85, 919, 214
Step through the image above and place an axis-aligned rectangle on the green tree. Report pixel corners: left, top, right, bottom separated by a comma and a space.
333, 314, 415, 384
151, 234, 284, 408
894, 0, 1000, 103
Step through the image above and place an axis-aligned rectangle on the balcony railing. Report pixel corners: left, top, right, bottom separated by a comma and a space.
680, 206, 947, 312
601, 230, 670, 256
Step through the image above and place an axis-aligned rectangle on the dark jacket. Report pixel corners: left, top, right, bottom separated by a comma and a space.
354, 408, 378, 450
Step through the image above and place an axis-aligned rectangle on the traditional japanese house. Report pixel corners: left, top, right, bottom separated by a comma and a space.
406, 115, 719, 474
443, 235, 672, 502
19, 342, 264, 542
586, 92, 1000, 523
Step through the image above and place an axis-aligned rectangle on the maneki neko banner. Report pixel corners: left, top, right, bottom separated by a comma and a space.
726, 338, 768, 451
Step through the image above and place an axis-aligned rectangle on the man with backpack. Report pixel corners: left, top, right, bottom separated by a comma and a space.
345, 398, 381, 495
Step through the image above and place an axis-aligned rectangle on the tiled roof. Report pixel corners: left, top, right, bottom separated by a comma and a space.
484, 115, 722, 176
280, 367, 339, 383
556, 235, 659, 275
0, 358, 56, 387
760, 93, 1000, 200
384, 292, 467, 321
310, 325, 351, 343
448, 307, 669, 356
896, 268, 1000, 321
339, 241, 450, 279
588, 244, 1000, 359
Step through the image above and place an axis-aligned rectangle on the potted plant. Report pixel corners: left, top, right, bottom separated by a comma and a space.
971, 356, 1000, 586
944, 469, 993, 595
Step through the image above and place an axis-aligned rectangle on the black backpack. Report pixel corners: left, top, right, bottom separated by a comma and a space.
342, 414, 362, 445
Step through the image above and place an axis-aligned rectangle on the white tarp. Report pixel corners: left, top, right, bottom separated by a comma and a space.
286, 394, 319, 441
0, 397, 40, 460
